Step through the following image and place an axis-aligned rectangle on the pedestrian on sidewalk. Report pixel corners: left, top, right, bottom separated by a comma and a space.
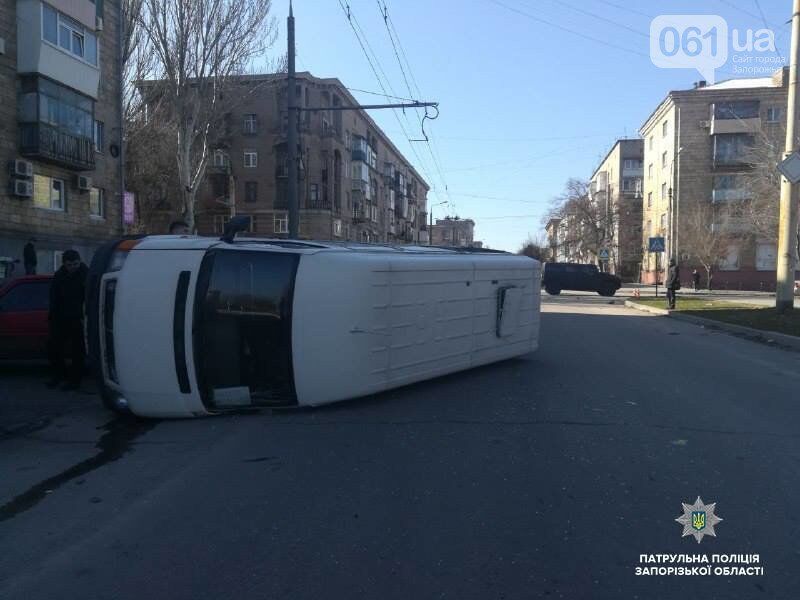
47, 249, 88, 390
692, 268, 700, 292
23, 238, 37, 275
666, 258, 680, 310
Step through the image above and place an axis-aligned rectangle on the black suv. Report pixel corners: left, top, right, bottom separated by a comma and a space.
542, 263, 622, 297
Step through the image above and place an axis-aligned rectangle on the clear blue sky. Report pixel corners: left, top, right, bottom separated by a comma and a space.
270, 0, 792, 251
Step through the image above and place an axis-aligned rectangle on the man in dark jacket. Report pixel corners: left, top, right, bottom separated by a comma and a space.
23, 238, 37, 275
666, 258, 680, 310
47, 249, 89, 390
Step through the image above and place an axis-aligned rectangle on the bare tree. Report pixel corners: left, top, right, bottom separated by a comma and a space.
543, 178, 618, 266
743, 125, 800, 260
518, 234, 548, 261
133, 0, 278, 231
680, 201, 746, 290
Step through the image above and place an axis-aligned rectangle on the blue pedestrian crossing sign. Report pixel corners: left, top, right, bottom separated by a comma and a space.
598, 248, 610, 261
648, 237, 666, 253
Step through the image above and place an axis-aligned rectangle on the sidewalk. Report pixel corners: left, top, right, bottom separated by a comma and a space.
622, 284, 800, 307
624, 299, 800, 352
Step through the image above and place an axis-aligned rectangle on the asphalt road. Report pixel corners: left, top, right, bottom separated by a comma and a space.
1, 294, 799, 599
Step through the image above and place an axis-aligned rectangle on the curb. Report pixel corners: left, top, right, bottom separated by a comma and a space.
624, 300, 800, 352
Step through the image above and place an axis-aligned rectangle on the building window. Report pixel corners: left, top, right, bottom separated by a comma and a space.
646, 219, 651, 236
648, 163, 653, 179
245, 181, 258, 203
310, 183, 319, 204
215, 214, 255, 234
19, 76, 94, 144
756, 242, 777, 270
719, 244, 741, 271
89, 187, 104, 218
659, 213, 666, 232
244, 151, 257, 168
42, 4, 98, 67
661, 151, 667, 168
243, 114, 257, 134
662, 120, 668, 137
274, 213, 288, 234
661, 182, 667, 200
713, 133, 754, 165
714, 101, 759, 120
766, 106, 782, 123
622, 177, 637, 191
33, 175, 65, 211
333, 219, 342, 237
345, 131, 351, 150
213, 149, 229, 167
93, 120, 104, 153
649, 136, 653, 150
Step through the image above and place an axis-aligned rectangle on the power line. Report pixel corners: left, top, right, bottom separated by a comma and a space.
540, 0, 648, 38
487, 0, 649, 59
335, 0, 441, 204
346, 87, 418, 102
379, 0, 454, 212
593, 0, 655, 20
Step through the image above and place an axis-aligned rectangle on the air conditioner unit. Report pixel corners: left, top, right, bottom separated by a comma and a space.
700, 120, 711, 128
96, 16, 104, 31
12, 179, 33, 198
76, 175, 91, 191
9, 159, 33, 178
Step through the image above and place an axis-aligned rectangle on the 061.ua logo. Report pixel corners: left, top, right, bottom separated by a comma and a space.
650, 15, 728, 84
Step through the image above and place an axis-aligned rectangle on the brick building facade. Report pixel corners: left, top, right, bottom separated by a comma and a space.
0, 0, 122, 274
193, 73, 429, 244
640, 70, 795, 289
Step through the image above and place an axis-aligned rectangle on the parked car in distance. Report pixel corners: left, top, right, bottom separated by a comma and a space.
541, 262, 621, 297
0, 275, 52, 359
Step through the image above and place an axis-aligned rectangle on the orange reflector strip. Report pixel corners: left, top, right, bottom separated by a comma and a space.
116, 239, 141, 251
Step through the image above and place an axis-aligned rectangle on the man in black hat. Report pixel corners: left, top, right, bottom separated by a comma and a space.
665, 258, 681, 310
23, 238, 37, 275
47, 249, 89, 390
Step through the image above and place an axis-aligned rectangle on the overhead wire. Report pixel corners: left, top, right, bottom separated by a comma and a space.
378, 0, 454, 211
335, 0, 441, 206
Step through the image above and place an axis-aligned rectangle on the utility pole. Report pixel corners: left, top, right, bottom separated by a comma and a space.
776, 0, 800, 312
284, 3, 437, 241
287, 1, 299, 238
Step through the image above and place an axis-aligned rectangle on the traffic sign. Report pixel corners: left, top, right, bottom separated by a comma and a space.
777, 151, 800, 184
598, 248, 610, 261
648, 237, 665, 253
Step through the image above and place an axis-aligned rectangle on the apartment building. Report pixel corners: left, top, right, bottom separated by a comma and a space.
195, 72, 429, 244
430, 217, 476, 247
640, 69, 789, 289
545, 217, 560, 260
588, 139, 644, 280
0, 0, 122, 273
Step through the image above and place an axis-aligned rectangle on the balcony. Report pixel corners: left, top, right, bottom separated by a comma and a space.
709, 101, 762, 136
19, 122, 94, 170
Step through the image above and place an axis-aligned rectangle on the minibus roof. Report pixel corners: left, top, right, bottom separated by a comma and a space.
131, 236, 513, 256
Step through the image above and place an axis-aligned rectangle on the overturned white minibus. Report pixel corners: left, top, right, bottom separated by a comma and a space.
86, 235, 541, 418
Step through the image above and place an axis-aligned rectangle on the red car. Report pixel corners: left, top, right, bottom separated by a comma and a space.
0, 275, 53, 359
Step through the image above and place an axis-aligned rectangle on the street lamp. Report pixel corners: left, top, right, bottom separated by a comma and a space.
429, 200, 448, 245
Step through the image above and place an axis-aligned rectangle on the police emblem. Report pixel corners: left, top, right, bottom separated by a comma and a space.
675, 497, 722, 543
